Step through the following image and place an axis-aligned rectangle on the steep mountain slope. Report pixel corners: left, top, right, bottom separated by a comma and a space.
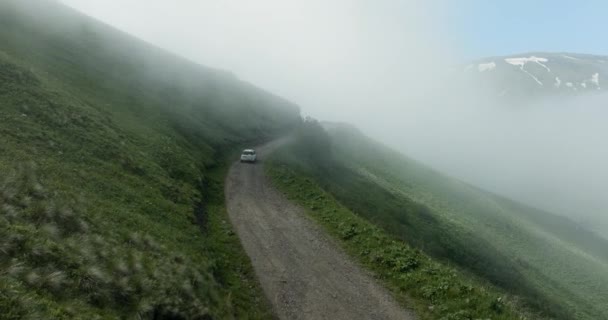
462, 52, 607, 101
269, 122, 608, 320
0, 0, 299, 318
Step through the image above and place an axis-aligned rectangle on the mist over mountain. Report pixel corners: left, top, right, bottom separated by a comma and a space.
397, 51, 608, 239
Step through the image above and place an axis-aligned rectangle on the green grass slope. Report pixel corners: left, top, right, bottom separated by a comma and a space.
267, 164, 534, 320
269, 120, 608, 320
0, 0, 299, 318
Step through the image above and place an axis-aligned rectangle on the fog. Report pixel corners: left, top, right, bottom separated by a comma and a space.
384, 93, 608, 237
59, 0, 608, 237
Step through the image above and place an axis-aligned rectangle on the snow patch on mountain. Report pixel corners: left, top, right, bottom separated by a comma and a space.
590, 73, 600, 87
505, 56, 550, 85
566, 82, 574, 88
538, 61, 551, 72
478, 62, 496, 72
505, 56, 550, 72
554, 77, 561, 88
562, 55, 581, 61
522, 68, 543, 86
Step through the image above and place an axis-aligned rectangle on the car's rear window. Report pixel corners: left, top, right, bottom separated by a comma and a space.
243, 151, 255, 155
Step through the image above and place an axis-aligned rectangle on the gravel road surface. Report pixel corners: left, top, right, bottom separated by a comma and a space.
225, 141, 415, 320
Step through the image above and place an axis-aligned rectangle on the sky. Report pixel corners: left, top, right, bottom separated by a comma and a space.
454, 0, 608, 59
57, 0, 608, 236
59, 0, 608, 62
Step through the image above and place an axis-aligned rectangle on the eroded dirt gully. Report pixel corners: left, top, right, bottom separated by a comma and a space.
225, 140, 415, 320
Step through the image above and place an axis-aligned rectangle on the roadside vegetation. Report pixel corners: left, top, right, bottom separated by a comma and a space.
0, 0, 298, 318
267, 157, 528, 320
268, 119, 608, 320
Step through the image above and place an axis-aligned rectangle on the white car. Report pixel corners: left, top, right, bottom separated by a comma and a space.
240, 149, 257, 163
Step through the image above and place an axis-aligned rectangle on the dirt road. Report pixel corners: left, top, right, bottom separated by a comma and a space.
225, 140, 415, 320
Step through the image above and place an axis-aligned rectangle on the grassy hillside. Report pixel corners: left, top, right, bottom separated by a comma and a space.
0, 0, 299, 318
267, 164, 533, 320
268, 120, 608, 320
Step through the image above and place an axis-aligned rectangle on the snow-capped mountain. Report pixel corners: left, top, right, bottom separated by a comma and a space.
463, 52, 607, 100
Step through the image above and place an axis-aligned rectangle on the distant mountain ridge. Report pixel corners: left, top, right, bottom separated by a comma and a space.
462, 52, 608, 100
